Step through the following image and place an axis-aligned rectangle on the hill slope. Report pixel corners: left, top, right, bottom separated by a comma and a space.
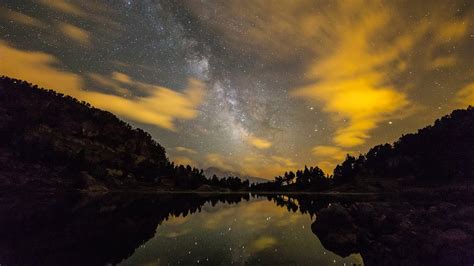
0, 77, 206, 191
331, 106, 474, 189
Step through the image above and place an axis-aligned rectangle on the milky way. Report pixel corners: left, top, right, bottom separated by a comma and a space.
0, 0, 473, 178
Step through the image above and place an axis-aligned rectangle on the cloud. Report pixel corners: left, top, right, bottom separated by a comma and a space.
0, 41, 205, 131
312, 146, 347, 162
437, 18, 469, 42
172, 156, 196, 166
87, 72, 131, 95
204, 152, 298, 179
270, 156, 297, 168
58, 22, 92, 46
174, 146, 198, 154
206, 153, 235, 172
39, 0, 85, 17
246, 135, 272, 149
429, 56, 457, 69
0, 40, 83, 93
79, 77, 205, 130
112, 71, 133, 84
0, 7, 46, 28
292, 5, 414, 148
454, 82, 474, 107
240, 154, 298, 178
312, 146, 349, 174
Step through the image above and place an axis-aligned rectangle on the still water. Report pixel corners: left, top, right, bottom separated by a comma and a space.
0, 192, 363, 265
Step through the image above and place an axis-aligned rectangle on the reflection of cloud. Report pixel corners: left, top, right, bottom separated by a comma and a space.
58, 22, 91, 46
251, 236, 277, 252
165, 214, 191, 226
0, 7, 46, 28
455, 82, 474, 107
0, 41, 205, 131
161, 228, 191, 238
246, 135, 272, 149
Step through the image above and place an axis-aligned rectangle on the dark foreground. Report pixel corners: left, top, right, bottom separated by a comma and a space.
1, 190, 473, 265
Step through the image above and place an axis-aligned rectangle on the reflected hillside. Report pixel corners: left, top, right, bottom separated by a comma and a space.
0, 192, 249, 265
262, 192, 474, 265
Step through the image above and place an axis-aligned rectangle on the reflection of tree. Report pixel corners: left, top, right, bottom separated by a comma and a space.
0, 192, 250, 265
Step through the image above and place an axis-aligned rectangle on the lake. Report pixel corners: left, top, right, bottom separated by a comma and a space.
0, 192, 363, 265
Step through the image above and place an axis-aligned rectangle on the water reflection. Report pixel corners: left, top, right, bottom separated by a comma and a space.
0, 192, 363, 265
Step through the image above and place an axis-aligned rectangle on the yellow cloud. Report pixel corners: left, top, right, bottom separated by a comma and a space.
430, 56, 456, 69
78, 78, 205, 130
58, 23, 91, 46
203, 152, 298, 179
206, 153, 235, 172
437, 19, 469, 41
174, 146, 198, 154
172, 156, 196, 166
87, 72, 131, 95
270, 156, 296, 168
0, 7, 46, 28
0, 40, 83, 93
112, 71, 132, 84
312, 146, 349, 174
455, 82, 474, 107
39, 0, 85, 17
0, 41, 205, 130
292, 5, 413, 148
312, 146, 347, 162
251, 236, 277, 252
247, 135, 272, 149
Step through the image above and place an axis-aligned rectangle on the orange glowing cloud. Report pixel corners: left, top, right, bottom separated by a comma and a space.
312, 146, 349, 174
292, 6, 413, 148
429, 56, 457, 69
246, 135, 272, 149
0, 7, 46, 28
251, 236, 277, 252
172, 156, 196, 166
58, 23, 92, 46
39, 0, 85, 17
204, 152, 298, 179
174, 146, 198, 154
455, 82, 474, 107
0, 41, 83, 93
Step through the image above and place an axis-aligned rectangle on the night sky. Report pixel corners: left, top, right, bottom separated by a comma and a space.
0, 0, 472, 178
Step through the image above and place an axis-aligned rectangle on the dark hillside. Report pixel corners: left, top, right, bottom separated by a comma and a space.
332, 106, 474, 189
0, 77, 205, 191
